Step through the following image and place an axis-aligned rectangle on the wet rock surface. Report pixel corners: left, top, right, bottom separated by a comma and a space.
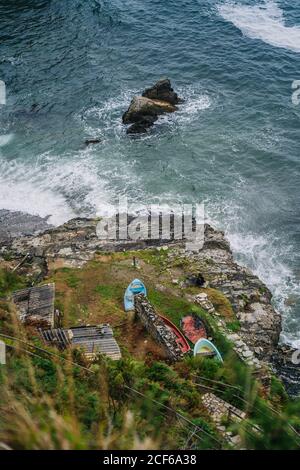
142, 78, 182, 105
0, 209, 53, 243
271, 344, 300, 397
122, 79, 181, 134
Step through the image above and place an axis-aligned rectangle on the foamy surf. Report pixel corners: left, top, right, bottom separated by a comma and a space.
0, 143, 142, 226
0, 153, 109, 226
205, 198, 300, 347
0, 133, 14, 147
218, 1, 300, 53
157, 86, 212, 128
172, 93, 212, 124
227, 230, 299, 344
0, 177, 75, 226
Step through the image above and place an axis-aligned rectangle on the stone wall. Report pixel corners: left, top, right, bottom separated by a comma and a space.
201, 392, 246, 447
134, 294, 184, 362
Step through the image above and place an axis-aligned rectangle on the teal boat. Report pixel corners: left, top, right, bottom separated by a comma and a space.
124, 279, 147, 311
193, 338, 223, 362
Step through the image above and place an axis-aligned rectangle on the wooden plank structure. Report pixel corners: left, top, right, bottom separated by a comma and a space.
12, 283, 56, 328
39, 327, 71, 350
39, 324, 121, 361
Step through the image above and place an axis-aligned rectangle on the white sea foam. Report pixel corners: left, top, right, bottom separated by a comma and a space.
158, 86, 212, 127
218, 1, 300, 53
81, 88, 139, 137
0, 133, 14, 147
229, 231, 300, 347
0, 179, 73, 226
175, 94, 211, 122
0, 160, 75, 226
0, 151, 121, 225
205, 196, 300, 347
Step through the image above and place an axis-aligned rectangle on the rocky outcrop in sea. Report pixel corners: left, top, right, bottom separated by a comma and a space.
122, 79, 182, 134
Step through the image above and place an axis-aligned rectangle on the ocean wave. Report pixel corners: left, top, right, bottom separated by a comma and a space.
205, 195, 300, 347
217, 0, 300, 53
80, 88, 139, 138
0, 133, 14, 147
0, 151, 120, 225
227, 230, 299, 345
167, 92, 212, 124
0, 160, 75, 226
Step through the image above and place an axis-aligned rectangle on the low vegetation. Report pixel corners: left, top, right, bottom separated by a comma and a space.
0, 249, 300, 450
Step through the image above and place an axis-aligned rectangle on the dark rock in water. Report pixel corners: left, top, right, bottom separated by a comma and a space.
123, 96, 176, 124
126, 114, 159, 134
30, 103, 40, 113
122, 80, 181, 134
271, 344, 300, 397
142, 78, 182, 105
127, 121, 153, 134
85, 138, 102, 146
0, 210, 53, 243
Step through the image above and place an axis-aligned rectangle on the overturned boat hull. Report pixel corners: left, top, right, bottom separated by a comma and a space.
194, 338, 223, 362
124, 279, 147, 311
159, 314, 191, 354
181, 314, 207, 344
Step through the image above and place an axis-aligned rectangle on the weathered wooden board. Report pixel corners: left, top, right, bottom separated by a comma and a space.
13, 284, 55, 327
39, 324, 121, 361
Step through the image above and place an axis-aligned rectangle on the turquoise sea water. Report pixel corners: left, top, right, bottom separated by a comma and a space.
0, 0, 299, 344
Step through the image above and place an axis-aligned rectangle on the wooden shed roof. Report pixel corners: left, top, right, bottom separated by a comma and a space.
39, 324, 121, 361
13, 283, 55, 327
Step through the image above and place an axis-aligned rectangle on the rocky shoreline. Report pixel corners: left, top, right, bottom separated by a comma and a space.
0, 209, 53, 243
0, 215, 299, 396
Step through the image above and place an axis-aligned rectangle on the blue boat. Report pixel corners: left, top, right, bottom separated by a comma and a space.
193, 338, 223, 362
124, 279, 147, 311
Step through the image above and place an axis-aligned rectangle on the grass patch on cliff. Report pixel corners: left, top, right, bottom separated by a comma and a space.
45, 250, 236, 362
147, 288, 208, 329
199, 288, 235, 319
148, 289, 191, 327
95, 284, 118, 300
0, 268, 26, 298
226, 320, 241, 332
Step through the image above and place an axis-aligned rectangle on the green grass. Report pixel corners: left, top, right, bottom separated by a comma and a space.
147, 288, 203, 327
65, 273, 80, 289
95, 284, 119, 300
0, 268, 26, 298
226, 320, 241, 332
1, 285, 300, 449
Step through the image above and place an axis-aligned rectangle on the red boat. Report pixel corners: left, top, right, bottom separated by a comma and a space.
159, 314, 191, 353
181, 314, 207, 344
